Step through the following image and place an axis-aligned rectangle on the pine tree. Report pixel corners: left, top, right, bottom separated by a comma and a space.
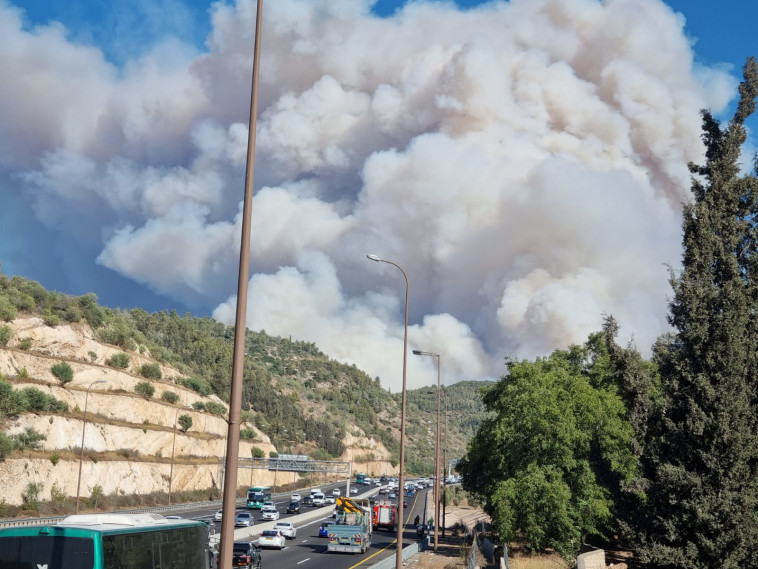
637, 57, 758, 569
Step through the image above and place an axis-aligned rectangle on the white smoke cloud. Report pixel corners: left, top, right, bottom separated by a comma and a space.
0, 0, 739, 391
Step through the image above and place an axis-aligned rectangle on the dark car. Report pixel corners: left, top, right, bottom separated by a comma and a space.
301, 495, 314, 506
286, 501, 301, 514
232, 541, 261, 569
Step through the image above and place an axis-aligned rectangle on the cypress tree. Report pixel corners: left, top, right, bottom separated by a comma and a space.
638, 57, 758, 569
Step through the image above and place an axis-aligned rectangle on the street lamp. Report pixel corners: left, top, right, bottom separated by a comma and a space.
75, 379, 106, 514
168, 406, 192, 505
440, 388, 449, 536
367, 254, 409, 569
414, 350, 441, 552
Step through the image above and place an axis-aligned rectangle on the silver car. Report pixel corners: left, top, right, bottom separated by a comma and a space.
235, 512, 254, 527
274, 521, 297, 539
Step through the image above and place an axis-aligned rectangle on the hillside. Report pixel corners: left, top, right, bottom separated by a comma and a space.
0, 271, 490, 509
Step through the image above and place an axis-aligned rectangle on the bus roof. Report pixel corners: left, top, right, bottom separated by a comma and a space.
52, 513, 204, 531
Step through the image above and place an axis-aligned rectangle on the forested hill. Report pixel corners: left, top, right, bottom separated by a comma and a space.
0, 269, 489, 471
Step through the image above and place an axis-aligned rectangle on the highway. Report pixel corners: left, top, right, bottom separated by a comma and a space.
177, 481, 432, 569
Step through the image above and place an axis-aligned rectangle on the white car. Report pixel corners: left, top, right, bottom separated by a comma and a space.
274, 521, 297, 539
332, 488, 341, 497
350, 487, 358, 495
262, 501, 276, 509
214, 509, 223, 521
291, 493, 302, 502
261, 506, 280, 521
258, 529, 285, 550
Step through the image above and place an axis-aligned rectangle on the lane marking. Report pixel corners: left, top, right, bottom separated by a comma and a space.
297, 558, 311, 565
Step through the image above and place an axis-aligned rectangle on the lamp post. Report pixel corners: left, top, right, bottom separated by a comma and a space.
75, 379, 106, 514
414, 350, 441, 552
168, 406, 192, 505
441, 388, 449, 536
367, 254, 409, 569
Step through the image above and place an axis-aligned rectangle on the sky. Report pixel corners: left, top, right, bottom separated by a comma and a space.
1, 0, 756, 392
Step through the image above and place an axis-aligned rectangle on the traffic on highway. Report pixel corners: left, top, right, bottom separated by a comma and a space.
173, 480, 436, 569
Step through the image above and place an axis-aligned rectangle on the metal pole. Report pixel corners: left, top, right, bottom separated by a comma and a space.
367, 255, 409, 569
412, 350, 441, 551
442, 390, 448, 537
219, 1, 263, 567
75, 380, 105, 514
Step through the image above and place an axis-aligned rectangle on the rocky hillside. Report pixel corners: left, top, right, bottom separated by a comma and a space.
0, 317, 395, 507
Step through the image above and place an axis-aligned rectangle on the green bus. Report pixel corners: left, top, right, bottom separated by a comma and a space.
0, 513, 210, 569
356, 473, 367, 485
246, 486, 272, 509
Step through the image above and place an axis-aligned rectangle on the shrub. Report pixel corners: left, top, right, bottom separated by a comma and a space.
138, 363, 162, 380
88, 351, 98, 362
18, 367, 28, 378
42, 311, 60, 327
0, 325, 11, 346
49, 453, 60, 465
117, 448, 139, 459
251, 446, 265, 458
21, 387, 69, 414
161, 391, 179, 404
240, 429, 259, 441
50, 362, 74, 384
269, 451, 279, 458
90, 484, 104, 509
106, 353, 130, 369
12, 427, 46, 450
204, 401, 227, 416
180, 376, 213, 396
17, 337, 32, 350
0, 433, 16, 459
0, 381, 28, 416
134, 381, 155, 399
22, 482, 43, 510
191, 402, 206, 412
178, 414, 193, 432
0, 300, 17, 322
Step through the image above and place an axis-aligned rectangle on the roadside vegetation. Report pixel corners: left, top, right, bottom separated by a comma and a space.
459, 58, 758, 567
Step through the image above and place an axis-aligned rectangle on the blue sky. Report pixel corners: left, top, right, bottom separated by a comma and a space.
11, 1, 756, 75
1, 0, 756, 388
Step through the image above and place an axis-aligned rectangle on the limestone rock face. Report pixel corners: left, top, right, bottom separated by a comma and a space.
0, 317, 397, 505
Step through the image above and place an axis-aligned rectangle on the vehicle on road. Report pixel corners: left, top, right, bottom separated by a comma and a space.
235, 512, 254, 527
332, 488, 341, 496
247, 486, 272, 510
319, 521, 335, 537
372, 500, 397, 531
312, 493, 326, 506
0, 514, 211, 569
274, 521, 297, 539
214, 509, 223, 521
350, 487, 358, 495
301, 495, 314, 506
258, 529, 285, 550
291, 493, 302, 501
261, 506, 280, 521
286, 501, 301, 514
233, 541, 262, 569
262, 501, 275, 509
327, 497, 372, 554
356, 473, 368, 485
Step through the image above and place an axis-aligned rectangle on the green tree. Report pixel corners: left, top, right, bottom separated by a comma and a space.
0, 325, 11, 346
634, 58, 758, 569
134, 381, 155, 399
50, 362, 74, 385
106, 353, 131, 369
139, 363, 162, 380
177, 414, 193, 432
458, 335, 638, 557
161, 390, 179, 404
